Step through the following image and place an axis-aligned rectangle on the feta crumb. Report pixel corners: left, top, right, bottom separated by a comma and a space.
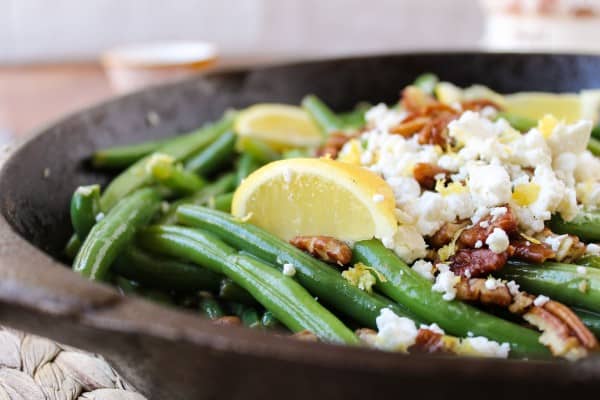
484, 277, 501, 290
468, 164, 512, 208
490, 206, 507, 220
95, 212, 105, 222
485, 228, 509, 253
420, 323, 444, 335
282, 263, 296, 277
533, 295, 550, 307
507, 280, 520, 296
375, 308, 418, 352
577, 266, 587, 275
432, 264, 460, 301
467, 331, 474, 337
460, 336, 510, 358
587, 243, 600, 255
544, 234, 566, 252
411, 260, 435, 281
372, 193, 384, 203
479, 220, 490, 228
474, 240, 483, 249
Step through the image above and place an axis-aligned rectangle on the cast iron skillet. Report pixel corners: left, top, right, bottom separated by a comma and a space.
1, 53, 600, 399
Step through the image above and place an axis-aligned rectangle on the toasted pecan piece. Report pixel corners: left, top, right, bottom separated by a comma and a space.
317, 131, 357, 159
461, 99, 503, 112
458, 207, 518, 248
430, 222, 468, 249
509, 240, 555, 263
389, 117, 429, 137
450, 248, 509, 278
400, 86, 437, 113
455, 278, 512, 307
544, 300, 598, 350
290, 235, 352, 266
412, 162, 450, 190
411, 329, 448, 354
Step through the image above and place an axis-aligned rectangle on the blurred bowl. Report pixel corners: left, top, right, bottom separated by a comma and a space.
101, 41, 218, 93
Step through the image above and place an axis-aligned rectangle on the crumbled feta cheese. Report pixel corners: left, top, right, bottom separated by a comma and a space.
375, 308, 418, 352
577, 266, 587, 275
490, 206, 507, 220
474, 240, 483, 249
432, 264, 460, 301
407, 191, 452, 236
95, 212, 105, 222
484, 277, 501, 290
485, 228, 509, 253
468, 164, 512, 208
282, 263, 296, 277
459, 336, 510, 358
381, 226, 428, 264
420, 323, 444, 335
479, 220, 490, 228
547, 120, 592, 156
467, 331, 474, 337
372, 193, 384, 203
411, 260, 435, 281
507, 280, 520, 296
533, 295, 550, 307
544, 235, 566, 252
587, 243, 600, 255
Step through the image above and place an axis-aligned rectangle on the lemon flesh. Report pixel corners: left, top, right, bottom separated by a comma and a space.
503, 93, 588, 123
234, 104, 323, 150
232, 158, 397, 242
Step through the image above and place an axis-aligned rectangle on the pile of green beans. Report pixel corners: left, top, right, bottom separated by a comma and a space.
65, 83, 600, 357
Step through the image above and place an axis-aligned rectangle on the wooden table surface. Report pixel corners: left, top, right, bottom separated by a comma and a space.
0, 63, 114, 139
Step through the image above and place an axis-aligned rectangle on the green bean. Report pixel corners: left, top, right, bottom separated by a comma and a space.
157, 172, 236, 224
261, 310, 281, 329
137, 225, 358, 344
219, 278, 257, 306
352, 240, 547, 358
100, 112, 235, 211
73, 188, 161, 280
91, 137, 171, 169
497, 260, 600, 313
64, 234, 82, 261
592, 124, 600, 140
338, 102, 370, 130
236, 153, 261, 186
115, 276, 140, 295
282, 148, 312, 159
413, 73, 439, 95
175, 206, 410, 328
573, 308, 600, 338
588, 137, 600, 156
236, 137, 280, 164
70, 184, 101, 240
229, 302, 261, 328
200, 295, 224, 320
577, 255, 600, 269
113, 246, 221, 292
301, 94, 343, 134
185, 131, 236, 175
550, 211, 600, 241
146, 153, 206, 195
210, 192, 233, 212
496, 112, 536, 132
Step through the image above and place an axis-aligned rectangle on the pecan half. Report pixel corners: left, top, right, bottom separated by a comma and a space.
400, 86, 436, 114
455, 278, 512, 307
389, 117, 429, 137
509, 240, 555, 263
411, 329, 448, 354
544, 300, 598, 349
430, 221, 468, 249
450, 248, 508, 278
458, 207, 518, 248
461, 99, 502, 112
290, 235, 352, 266
317, 131, 357, 159
413, 162, 449, 190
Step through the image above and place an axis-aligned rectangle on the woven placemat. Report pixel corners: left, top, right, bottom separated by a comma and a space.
0, 326, 146, 400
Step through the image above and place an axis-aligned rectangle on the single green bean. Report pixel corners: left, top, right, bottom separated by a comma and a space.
157, 172, 236, 224
228, 303, 261, 328
573, 308, 600, 338
175, 206, 409, 328
64, 234, 82, 261
338, 102, 370, 130
70, 184, 101, 240
577, 255, 600, 269
219, 278, 258, 306
588, 137, 600, 156
210, 192, 233, 212
115, 276, 140, 295
100, 112, 235, 211
236, 137, 280, 164
185, 131, 236, 175
113, 245, 221, 292
496, 260, 600, 313
282, 148, 312, 159
73, 188, 161, 280
137, 225, 358, 344
146, 153, 206, 195
592, 124, 600, 140
261, 310, 281, 329
235, 153, 261, 186
200, 296, 225, 320
550, 211, 600, 241
301, 94, 343, 134
352, 240, 547, 358
92, 137, 171, 169
413, 73, 439, 95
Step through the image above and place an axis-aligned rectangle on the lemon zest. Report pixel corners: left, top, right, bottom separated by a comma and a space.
435, 180, 467, 197
438, 226, 467, 262
538, 114, 559, 138
519, 232, 542, 245
341, 262, 387, 293
512, 183, 541, 206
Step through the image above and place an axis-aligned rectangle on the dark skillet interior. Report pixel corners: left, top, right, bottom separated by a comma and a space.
2, 53, 600, 398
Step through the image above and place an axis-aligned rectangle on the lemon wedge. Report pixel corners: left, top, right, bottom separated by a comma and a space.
234, 104, 323, 150
503, 92, 595, 123
231, 158, 397, 242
